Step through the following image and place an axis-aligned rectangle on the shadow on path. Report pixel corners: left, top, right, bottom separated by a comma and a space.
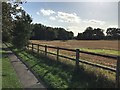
2, 44, 46, 89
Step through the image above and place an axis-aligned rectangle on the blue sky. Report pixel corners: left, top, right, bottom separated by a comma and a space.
21, 2, 118, 36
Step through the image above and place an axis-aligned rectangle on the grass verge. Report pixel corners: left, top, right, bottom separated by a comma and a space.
7, 44, 118, 88
2, 45, 23, 88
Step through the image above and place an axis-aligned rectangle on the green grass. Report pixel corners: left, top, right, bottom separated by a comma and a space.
80, 48, 120, 56
9, 45, 117, 88
0, 57, 2, 89
2, 47, 23, 88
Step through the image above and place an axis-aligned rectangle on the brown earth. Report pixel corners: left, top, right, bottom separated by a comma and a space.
29, 40, 119, 68
30, 40, 119, 50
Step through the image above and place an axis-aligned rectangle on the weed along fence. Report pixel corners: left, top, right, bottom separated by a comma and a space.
26, 42, 120, 88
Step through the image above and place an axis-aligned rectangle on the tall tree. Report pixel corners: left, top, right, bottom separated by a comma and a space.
2, 2, 13, 42
2, 0, 25, 42
12, 10, 32, 49
76, 27, 105, 40
76, 33, 84, 40
2, 1, 33, 49
83, 27, 94, 40
67, 31, 74, 40
93, 28, 105, 40
106, 28, 120, 40
57, 28, 69, 40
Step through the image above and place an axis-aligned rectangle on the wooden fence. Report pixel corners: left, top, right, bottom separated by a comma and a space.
26, 42, 120, 88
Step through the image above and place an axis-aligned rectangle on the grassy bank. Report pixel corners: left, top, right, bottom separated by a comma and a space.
8, 44, 117, 88
2, 45, 22, 88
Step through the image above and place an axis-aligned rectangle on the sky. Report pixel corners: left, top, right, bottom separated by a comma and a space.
21, 1, 118, 36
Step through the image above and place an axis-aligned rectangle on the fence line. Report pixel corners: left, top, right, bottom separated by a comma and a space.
26, 42, 120, 88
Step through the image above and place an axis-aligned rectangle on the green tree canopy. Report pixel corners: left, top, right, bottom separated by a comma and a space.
106, 28, 120, 40
2, 1, 32, 49
12, 10, 32, 49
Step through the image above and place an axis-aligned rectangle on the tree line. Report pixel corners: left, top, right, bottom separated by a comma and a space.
31, 24, 120, 40
76, 27, 120, 40
2, 1, 120, 50
31, 24, 74, 40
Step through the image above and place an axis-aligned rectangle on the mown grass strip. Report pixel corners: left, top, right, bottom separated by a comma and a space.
81, 48, 120, 56
2, 48, 23, 88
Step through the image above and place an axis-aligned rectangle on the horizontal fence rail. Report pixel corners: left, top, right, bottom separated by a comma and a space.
80, 51, 118, 60
26, 42, 120, 88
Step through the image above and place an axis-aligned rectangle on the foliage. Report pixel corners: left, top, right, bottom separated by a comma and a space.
106, 28, 120, 40
2, 2, 13, 42
76, 27, 120, 40
2, 1, 32, 49
12, 10, 32, 49
30, 24, 74, 40
76, 27, 105, 40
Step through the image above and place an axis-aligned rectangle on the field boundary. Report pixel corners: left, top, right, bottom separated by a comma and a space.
27, 42, 120, 88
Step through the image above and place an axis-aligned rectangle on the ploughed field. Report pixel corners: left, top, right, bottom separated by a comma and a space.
30, 40, 119, 68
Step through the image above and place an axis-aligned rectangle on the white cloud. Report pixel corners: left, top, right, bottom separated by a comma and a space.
58, 19, 64, 22
57, 12, 80, 23
67, 19, 107, 36
67, 25, 86, 36
39, 9, 81, 23
83, 19, 105, 25
108, 25, 118, 28
36, 12, 40, 15
49, 16, 56, 20
40, 9, 55, 16
67, 26, 81, 36
36, 8, 109, 36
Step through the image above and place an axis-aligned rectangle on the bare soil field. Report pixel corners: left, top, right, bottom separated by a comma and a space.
29, 40, 119, 68
30, 40, 119, 50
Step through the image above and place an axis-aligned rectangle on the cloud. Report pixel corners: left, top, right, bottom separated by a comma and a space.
40, 9, 55, 16
83, 19, 105, 25
36, 12, 40, 15
57, 12, 80, 23
38, 9, 81, 24
67, 25, 86, 36
36, 8, 108, 36
67, 26, 80, 35
108, 25, 118, 28
67, 19, 106, 36
49, 16, 56, 20
58, 19, 64, 22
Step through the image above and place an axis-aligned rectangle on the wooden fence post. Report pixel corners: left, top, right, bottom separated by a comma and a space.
76, 49, 80, 70
116, 56, 120, 88
45, 45, 47, 56
37, 44, 39, 53
32, 43, 33, 52
57, 47, 59, 61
